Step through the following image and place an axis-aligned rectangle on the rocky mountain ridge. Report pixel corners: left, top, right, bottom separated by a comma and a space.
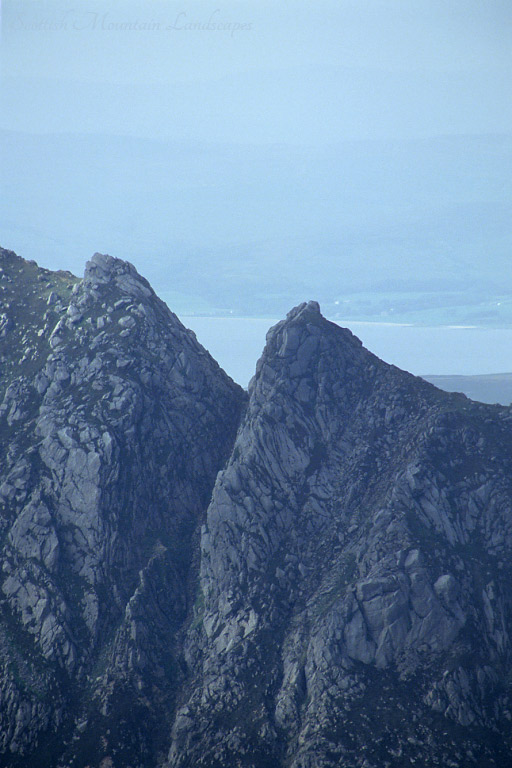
168, 300, 512, 768
0, 247, 246, 766
0, 247, 511, 767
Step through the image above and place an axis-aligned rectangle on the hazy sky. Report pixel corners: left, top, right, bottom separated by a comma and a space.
1, 0, 512, 143
1, 0, 511, 331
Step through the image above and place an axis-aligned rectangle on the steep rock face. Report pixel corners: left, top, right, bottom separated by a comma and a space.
0, 248, 246, 767
168, 301, 512, 767
3, 249, 512, 768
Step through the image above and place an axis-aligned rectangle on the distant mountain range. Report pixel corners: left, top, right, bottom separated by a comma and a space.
424, 373, 512, 406
1, 246, 512, 767
2, 130, 511, 321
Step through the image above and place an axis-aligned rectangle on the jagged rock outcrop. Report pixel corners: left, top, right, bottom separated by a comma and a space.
2, 249, 512, 768
0, 248, 246, 767
168, 301, 512, 768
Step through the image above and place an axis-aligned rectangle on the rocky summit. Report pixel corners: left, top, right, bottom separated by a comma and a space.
0, 248, 246, 767
0, 249, 512, 768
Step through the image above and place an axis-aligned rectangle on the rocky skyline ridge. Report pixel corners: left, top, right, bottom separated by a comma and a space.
0, 247, 511, 767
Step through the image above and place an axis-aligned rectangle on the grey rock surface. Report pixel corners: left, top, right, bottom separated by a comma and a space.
2, 249, 512, 767
0, 247, 246, 767
167, 301, 512, 768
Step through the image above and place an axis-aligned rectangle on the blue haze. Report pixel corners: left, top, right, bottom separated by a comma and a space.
1, 1, 511, 335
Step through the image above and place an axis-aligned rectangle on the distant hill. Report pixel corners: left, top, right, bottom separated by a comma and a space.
424, 372, 512, 405
2, 129, 511, 320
